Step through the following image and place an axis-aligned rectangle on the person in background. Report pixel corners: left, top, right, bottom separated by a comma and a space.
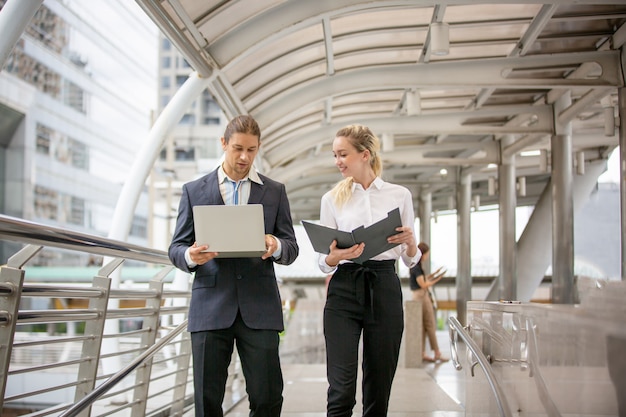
169, 115, 299, 417
409, 242, 448, 363
317, 124, 420, 417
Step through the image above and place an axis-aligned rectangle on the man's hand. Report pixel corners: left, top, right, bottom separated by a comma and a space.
262, 234, 278, 260
189, 242, 218, 265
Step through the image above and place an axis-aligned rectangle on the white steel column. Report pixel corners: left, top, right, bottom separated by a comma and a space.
498, 136, 517, 300
551, 93, 575, 304
419, 191, 432, 271
456, 173, 472, 325
0, 0, 43, 69
108, 71, 211, 242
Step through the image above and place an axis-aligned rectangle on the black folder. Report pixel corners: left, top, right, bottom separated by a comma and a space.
301, 208, 402, 264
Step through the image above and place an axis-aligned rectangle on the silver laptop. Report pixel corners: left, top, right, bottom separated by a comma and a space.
192, 204, 267, 258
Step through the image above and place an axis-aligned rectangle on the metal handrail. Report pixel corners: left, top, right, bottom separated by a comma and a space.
0, 215, 197, 417
58, 319, 189, 417
0, 213, 170, 264
0, 215, 265, 416
448, 316, 513, 417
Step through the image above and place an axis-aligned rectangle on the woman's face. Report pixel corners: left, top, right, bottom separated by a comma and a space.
332, 135, 369, 179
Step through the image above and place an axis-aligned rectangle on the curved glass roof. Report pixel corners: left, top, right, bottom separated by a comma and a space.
135, 0, 625, 221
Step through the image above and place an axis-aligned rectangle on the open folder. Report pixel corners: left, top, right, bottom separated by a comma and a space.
301, 208, 402, 264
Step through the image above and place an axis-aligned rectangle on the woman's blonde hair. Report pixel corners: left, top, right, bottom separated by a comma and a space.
330, 124, 383, 207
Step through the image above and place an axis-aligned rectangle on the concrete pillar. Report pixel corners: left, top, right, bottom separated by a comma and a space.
401, 300, 423, 368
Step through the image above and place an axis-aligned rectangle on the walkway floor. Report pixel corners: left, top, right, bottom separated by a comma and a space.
227, 299, 467, 417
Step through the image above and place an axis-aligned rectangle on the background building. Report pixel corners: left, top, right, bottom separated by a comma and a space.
0, 0, 158, 264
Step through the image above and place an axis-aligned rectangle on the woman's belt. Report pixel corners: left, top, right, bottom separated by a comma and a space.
338, 260, 395, 318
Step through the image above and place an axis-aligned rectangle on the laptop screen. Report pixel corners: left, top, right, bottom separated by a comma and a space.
192, 204, 266, 258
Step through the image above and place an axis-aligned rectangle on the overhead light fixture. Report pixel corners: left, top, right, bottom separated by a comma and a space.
539, 149, 549, 172
473, 194, 480, 211
382, 133, 394, 152
488, 177, 496, 196
576, 151, 585, 175
517, 176, 526, 197
604, 106, 615, 136
430, 22, 450, 56
406, 89, 421, 115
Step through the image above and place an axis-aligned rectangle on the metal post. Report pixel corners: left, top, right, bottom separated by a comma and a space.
420, 191, 432, 272
490, 159, 608, 302
498, 136, 517, 300
551, 92, 575, 304
0, 245, 41, 410
456, 172, 472, 325
130, 270, 167, 417
74, 271, 115, 417
170, 331, 193, 416
617, 89, 626, 281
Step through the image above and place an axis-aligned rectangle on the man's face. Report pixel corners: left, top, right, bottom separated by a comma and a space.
221, 132, 260, 181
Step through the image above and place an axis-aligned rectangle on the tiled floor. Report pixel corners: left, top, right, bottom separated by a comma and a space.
228, 299, 468, 416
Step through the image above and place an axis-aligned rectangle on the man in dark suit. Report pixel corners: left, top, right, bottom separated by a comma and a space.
169, 115, 299, 417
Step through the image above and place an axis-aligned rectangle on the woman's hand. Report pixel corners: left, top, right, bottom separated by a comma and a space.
427, 267, 446, 284
325, 240, 365, 267
388, 226, 417, 257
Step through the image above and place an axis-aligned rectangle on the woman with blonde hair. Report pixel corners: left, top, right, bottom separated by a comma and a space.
317, 124, 420, 417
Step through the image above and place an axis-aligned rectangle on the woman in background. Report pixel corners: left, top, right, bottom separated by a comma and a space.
409, 242, 448, 362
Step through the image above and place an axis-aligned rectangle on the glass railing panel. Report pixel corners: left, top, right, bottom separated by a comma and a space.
463, 280, 625, 417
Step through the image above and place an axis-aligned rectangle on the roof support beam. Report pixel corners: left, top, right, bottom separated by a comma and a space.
266, 105, 552, 166
135, 0, 215, 76
254, 50, 621, 127
269, 142, 499, 183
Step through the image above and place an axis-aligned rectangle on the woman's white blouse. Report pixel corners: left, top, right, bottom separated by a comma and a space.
317, 177, 421, 274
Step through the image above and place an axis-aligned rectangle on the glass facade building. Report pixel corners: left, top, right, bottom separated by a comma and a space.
0, 0, 158, 264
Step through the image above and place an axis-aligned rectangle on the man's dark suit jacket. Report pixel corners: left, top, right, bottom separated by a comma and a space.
169, 168, 299, 333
